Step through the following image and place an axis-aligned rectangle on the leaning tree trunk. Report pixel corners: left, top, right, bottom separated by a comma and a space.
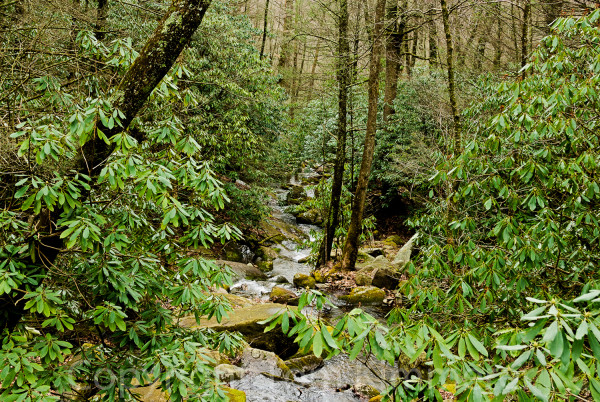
341, 0, 386, 271
317, 0, 350, 266
521, 0, 530, 78
1, 0, 213, 334
259, 0, 270, 60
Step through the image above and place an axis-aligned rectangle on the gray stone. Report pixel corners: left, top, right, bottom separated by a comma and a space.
215, 364, 245, 382
392, 233, 418, 269
293, 273, 316, 289
216, 260, 267, 281
240, 347, 294, 380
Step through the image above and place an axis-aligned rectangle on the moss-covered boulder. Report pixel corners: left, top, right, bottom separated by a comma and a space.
368, 396, 383, 402
256, 260, 274, 272
296, 209, 324, 226
355, 255, 402, 289
339, 286, 385, 305
293, 273, 316, 289
223, 387, 246, 402
383, 235, 403, 246
181, 303, 298, 358
284, 354, 323, 375
240, 347, 294, 380
354, 383, 381, 399
256, 246, 278, 261
259, 217, 306, 244
286, 185, 307, 205
269, 286, 299, 305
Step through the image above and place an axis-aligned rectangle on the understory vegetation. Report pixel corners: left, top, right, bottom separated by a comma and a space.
1, 0, 599, 401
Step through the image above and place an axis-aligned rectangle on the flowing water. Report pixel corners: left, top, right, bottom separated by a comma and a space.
226, 173, 402, 401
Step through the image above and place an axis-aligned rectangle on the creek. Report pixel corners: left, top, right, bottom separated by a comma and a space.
224, 171, 402, 401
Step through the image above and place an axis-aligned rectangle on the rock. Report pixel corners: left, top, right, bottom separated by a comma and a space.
216, 260, 267, 281
363, 248, 384, 257
339, 286, 385, 305
356, 249, 376, 264
384, 235, 403, 246
215, 364, 245, 382
355, 256, 391, 286
269, 286, 299, 305
235, 179, 250, 190
181, 303, 298, 358
297, 256, 309, 263
240, 347, 294, 380
369, 396, 384, 402
256, 260, 274, 272
312, 270, 326, 283
130, 380, 168, 401
354, 382, 381, 398
257, 246, 278, 261
286, 185, 307, 205
293, 273, 316, 289
272, 275, 289, 284
392, 233, 418, 270
371, 266, 401, 290
223, 387, 246, 402
197, 347, 230, 367
296, 209, 324, 226
222, 242, 245, 262
259, 217, 307, 244
284, 354, 323, 375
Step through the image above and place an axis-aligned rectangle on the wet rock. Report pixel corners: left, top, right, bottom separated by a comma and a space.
284, 354, 324, 375
286, 185, 307, 205
216, 260, 267, 281
392, 233, 418, 270
256, 260, 274, 272
354, 382, 380, 398
339, 286, 385, 305
293, 273, 316, 289
259, 217, 307, 244
272, 275, 289, 284
369, 396, 384, 402
257, 246, 278, 261
221, 242, 249, 263
269, 286, 299, 305
215, 364, 245, 382
240, 347, 294, 380
296, 209, 324, 226
223, 387, 246, 401
182, 303, 298, 358
355, 256, 391, 286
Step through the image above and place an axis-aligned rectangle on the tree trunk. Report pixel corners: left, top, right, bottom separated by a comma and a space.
317, 0, 350, 266
383, 0, 402, 122
1, 0, 214, 334
493, 4, 502, 69
440, 0, 460, 148
308, 38, 320, 98
278, 0, 294, 89
428, 16, 438, 67
260, 0, 270, 60
95, 0, 108, 40
521, 0, 530, 78
341, 0, 386, 271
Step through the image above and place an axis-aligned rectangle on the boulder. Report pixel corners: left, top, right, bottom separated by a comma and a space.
392, 233, 418, 270
384, 235, 403, 246
355, 256, 391, 286
356, 249, 376, 264
259, 217, 307, 244
339, 286, 385, 305
256, 260, 274, 272
293, 273, 316, 289
286, 185, 307, 205
257, 246, 278, 261
216, 260, 267, 281
221, 242, 244, 262
362, 248, 384, 257
182, 303, 298, 358
296, 209, 324, 226
354, 382, 381, 399
272, 275, 289, 284
269, 286, 299, 305
284, 354, 323, 375
371, 266, 401, 290
240, 347, 294, 380
215, 364, 245, 382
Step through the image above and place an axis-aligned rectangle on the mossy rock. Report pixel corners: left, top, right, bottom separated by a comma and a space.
223, 387, 246, 402
240, 347, 294, 380
354, 383, 381, 399
182, 303, 299, 358
312, 270, 326, 283
368, 396, 383, 402
296, 209, 324, 226
269, 286, 299, 305
339, 286, 385, 305
293, 273, 316, 289
384, 235, 403, 246
215, 364, 244, 382
216, 260, 267, 281
284, 354, 323, 375
257, 246, 278, 261
256, 260, 274, 272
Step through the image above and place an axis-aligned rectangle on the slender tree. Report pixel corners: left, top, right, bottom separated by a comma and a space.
383, 0, 403, 122
260, 0, 270, 59
440, 0, 460, 146
341, 0, 386, 270
317, 0, 350, 266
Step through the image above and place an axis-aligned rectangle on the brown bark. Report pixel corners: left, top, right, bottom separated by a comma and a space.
278, 0, 294, 88
521, 0, 530, 78
318, 0, 350, 266
383, 0, 403, 122
341, 0, 386, 271
428, 15, 438, 67
1, 0, 213, 333
308, 38, 320, 98
95, 0, 108, 40
440, 0, 460, 147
